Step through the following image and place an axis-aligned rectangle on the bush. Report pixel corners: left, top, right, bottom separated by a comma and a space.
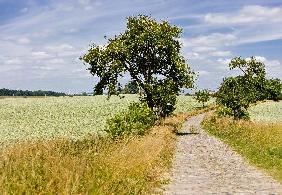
265, 78, 282, 101
216, 76, 253, 119
216, 105, 249, 120
105, 102, 157, 139
194, 89, 210, 107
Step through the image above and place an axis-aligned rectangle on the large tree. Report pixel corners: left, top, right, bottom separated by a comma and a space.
81, 15, 194, 117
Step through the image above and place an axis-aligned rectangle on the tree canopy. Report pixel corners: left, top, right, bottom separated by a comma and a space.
122, 81, 139, 94
81, 15, 194, 117
216, 56, 282, 119
194, 89, 210, 107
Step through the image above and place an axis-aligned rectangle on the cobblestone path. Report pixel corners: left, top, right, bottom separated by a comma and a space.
164, 114, 282, 195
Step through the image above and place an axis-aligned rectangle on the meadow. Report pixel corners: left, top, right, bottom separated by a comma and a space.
0, 95, 203, 146
202, 101, 282, 183
0, 95, 209, 194
249, 101, 282, 122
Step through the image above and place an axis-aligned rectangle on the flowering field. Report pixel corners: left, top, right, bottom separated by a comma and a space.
0, 95, 202, 145
249, 101, 282, 122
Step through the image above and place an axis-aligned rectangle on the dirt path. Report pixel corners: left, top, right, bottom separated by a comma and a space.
164, 114, 282, 195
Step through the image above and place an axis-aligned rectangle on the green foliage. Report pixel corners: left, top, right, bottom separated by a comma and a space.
194, 89, 210, 107
105, 102, 157, 139
216, 56, 281, 119
0, 88, 65, 96
122, 80, 139, 94
216, 76, 252, 119
81, 15, 194, 117
265, 79, 282, 101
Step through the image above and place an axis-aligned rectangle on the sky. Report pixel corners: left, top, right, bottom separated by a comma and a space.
0, 0, 282, 93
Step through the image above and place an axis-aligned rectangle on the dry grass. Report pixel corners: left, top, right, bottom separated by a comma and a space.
0, 131, 172, 194
202, 113, 282, 183
0, 108, 210, 195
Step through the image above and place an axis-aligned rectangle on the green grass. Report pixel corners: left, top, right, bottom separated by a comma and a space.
0, 95, 202, 146
249, 101, 282, 122
0, 95, 210, 194
0, 106, 211, 194
0, 95, 137, 145
202, 112, 282, 183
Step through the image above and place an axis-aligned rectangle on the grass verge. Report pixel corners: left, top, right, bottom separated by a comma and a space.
0, 107, 213, 195
202, 113, 282, 183
0, 128, 173, 194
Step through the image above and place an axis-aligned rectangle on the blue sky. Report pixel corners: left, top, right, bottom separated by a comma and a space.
0, 0, 282, 93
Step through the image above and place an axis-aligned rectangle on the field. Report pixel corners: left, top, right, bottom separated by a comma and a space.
0, 95, 209, 194
202, 100, 282, 183
0, 95, 203, 146
249, 101, 282, 122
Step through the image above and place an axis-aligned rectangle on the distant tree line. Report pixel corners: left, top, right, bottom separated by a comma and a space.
0, 88, 66, 96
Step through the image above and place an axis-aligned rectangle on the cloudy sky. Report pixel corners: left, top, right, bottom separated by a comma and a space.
0, 0, 282, 93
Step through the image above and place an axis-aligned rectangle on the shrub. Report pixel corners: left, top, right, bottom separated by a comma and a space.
194, 89, 210, 107
105, 102, 157, 139
265, 78, 282, 101
216, 76, 252, 119
216, 56, 281, 119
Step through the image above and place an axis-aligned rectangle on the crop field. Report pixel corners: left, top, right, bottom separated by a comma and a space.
249, 101, 282, 122
0, 95, 203, 145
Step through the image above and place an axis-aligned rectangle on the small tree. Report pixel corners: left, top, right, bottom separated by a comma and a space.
265, 78, 282, 101
216, 76, 254, 119
81, 15, 194, 117
216, 56, 281, 119
123, 80, 139, 94
194, 89, 210, 107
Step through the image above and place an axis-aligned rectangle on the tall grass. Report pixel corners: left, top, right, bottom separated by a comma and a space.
0, 111, 203, 194
202, 114, 282, 183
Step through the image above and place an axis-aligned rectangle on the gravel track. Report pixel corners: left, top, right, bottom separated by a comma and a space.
164, 114, 282, 195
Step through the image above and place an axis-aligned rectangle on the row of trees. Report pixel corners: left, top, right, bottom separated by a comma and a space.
0, 88, 66, 97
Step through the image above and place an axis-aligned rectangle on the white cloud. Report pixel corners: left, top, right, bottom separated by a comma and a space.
183, 33, 235, 60
250, 56, 282, 78
192, 46, 216, 53
48, 58, 65, 64
204, 5, 282, 25
32, 66, 57, 71
209, 51, 232, 57
18, 37, 31, 44
198, 70, 210, 76
183, 33, 237, 48
216, 56, 282, 79
217, 58, 231, 65
31, 51, 52, 60
4, 58, 22, 65
0, 1, 281, 92
46, 44, 75, 52
186, 52, 201, 60
202, 5, 282, 45
216, 58, 231, 70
